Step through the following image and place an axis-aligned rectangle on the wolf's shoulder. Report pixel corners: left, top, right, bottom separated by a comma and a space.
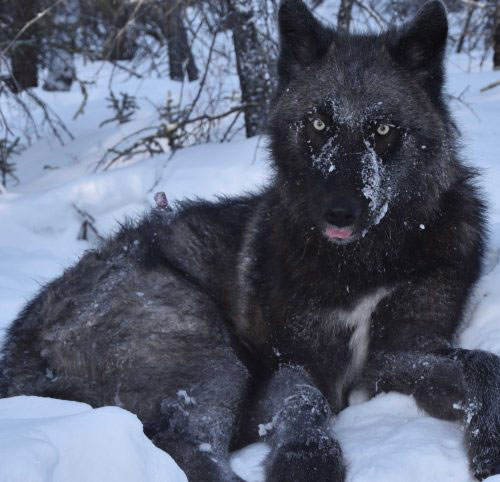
415, 165, 488, 278
442, 166, 487, 251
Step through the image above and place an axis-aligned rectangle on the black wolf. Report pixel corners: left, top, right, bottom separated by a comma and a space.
1, 1, 500, 480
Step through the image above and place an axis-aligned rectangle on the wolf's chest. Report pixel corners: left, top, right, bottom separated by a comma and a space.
319, 287, 391, 406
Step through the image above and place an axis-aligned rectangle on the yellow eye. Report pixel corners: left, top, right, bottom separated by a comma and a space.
377, 124, 391, 136
313, 118, 326, 131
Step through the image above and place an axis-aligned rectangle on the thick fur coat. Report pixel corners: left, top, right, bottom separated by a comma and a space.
2, 1, 500, 481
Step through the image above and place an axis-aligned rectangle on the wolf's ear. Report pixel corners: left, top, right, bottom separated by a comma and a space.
388, 1, 448, 94
278, 0, 333, 87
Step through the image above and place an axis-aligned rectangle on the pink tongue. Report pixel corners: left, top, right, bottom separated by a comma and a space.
325, 226, 353, 240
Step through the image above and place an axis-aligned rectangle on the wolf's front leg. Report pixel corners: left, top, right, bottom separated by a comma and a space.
363, 349, 500, 480
255, 365, 345, 482
448, 349, 500, 480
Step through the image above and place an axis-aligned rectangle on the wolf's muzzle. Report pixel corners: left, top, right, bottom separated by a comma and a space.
324, 196, 361, 229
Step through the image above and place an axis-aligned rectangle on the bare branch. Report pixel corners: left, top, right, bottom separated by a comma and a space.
354, 0, 387, 29
480, 80, 500, 92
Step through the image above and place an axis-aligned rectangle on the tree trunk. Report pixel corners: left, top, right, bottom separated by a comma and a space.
165, 1, 198, 82
227, 0, 272, 137
456, 3, 476, 54
43, 0, 79, 91
494, 1, 500, 70
337, 0, 355, 33
104, 0, 137, 61
10, 0, 39, 92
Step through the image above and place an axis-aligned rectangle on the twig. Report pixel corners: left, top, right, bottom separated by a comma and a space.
480, 80, 500, 92
252, 134, 265, 165
448, 86, 480, 121
97, 105, 247, 171
354, 0, 387, 29
73, 80, 93, 120
220, 110, 242, 142
26, 90, 74, 144
73, 203, 104, 242
184, 30, 219, 122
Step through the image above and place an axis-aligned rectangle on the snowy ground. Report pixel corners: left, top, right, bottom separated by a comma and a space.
0, 52, 499, 481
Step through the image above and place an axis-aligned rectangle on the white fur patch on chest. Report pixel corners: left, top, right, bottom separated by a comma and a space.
323, 287, 392, 405
338, 287, 390, 372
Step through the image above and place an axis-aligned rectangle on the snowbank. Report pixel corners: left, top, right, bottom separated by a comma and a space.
0, 396, 186, 482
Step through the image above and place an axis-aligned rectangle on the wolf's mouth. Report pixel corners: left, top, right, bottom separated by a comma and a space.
324, 225, 354, 240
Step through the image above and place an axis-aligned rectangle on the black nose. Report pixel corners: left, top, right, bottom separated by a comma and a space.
324, 197, 361, 228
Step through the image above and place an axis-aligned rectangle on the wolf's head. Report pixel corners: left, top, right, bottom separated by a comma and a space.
270, 0, 458, 245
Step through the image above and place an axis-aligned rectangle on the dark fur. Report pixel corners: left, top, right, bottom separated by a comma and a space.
2, 1, 500, 480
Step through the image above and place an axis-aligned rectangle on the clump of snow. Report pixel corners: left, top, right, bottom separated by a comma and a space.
177, 389, 196, 405
333, 393, 472, 482
358, 140, 391, 234
361, 141, 387, 219
374, 202, 389, 226
198, 443, 212, 453
0, 396, 187, 482
311, 136, 338, 176
257, 420, 274, 437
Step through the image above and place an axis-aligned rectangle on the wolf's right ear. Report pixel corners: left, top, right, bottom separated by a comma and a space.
388, 1, 448, 96
278, 0, 334, 87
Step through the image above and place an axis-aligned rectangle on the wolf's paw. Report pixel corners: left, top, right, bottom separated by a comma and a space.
463, 398, 500, 479
413, 359, 467, 421
266, 436, 345, 482
469, 441, 500, 480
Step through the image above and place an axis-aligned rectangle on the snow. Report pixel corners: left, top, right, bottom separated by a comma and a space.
334, 393, 471, 482
360, 141, 385, 221
311, 135, 338, 175
0, 50, 499, 481
0, 396, 187, 482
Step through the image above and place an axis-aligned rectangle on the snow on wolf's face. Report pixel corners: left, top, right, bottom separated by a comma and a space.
270, 0, 454, 244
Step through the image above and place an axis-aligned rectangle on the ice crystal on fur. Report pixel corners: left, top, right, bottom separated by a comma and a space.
177, 390, 196, 405
311, 137, 337, 176
361, 141, 389, 224
258, 420, 274, 437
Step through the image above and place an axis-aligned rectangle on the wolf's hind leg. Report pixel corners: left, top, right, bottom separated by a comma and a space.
252, 365, 345, 482
143, 340, 249, 482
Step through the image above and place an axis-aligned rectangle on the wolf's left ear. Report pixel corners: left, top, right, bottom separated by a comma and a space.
278, 0, 334, 87
388, 1, 448, 94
